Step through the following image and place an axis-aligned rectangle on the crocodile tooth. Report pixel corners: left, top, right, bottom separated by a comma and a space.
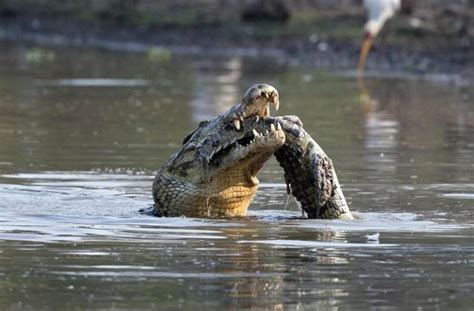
252, 129, 260, 137
270, 124, 276, 132
208, 150, 215, 160
273, 94, 279, 111
233, 119, 241, 130
255, 116, 259, 123
277, 122, 282, 131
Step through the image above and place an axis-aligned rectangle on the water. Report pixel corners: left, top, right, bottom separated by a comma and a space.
0, 42, 473, 310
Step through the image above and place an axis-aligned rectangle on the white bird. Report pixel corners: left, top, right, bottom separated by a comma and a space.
358, 0, 401, 74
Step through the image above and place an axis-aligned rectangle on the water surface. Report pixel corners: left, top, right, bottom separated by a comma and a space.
0, 42, 473, 310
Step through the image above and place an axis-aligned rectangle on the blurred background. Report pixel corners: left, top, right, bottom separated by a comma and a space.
0, 1, 473, 310
0, 0, 472, 75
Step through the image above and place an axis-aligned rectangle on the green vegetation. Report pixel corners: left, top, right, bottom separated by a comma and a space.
24, 48, 56, 63
146, 47, 172, 62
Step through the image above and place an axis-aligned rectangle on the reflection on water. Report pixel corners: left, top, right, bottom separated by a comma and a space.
359, 79, 399, 175
36, 78, 153, 87
0, 42, 473, 309
190, 57, 242, 121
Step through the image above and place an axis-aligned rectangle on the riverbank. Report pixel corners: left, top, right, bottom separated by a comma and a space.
1, 11, 472, 85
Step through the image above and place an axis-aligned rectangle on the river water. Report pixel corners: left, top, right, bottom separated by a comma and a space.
0, 42, 473, 310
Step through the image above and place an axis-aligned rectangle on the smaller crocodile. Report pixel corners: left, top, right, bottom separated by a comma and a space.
151, 84, 353, 219
272, 115, 353, 219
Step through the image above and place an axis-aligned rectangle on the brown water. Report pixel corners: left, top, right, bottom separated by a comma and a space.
0, 42, 473, 310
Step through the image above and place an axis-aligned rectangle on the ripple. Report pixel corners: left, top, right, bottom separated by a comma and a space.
441, 193, 474, 199
36, 79, 152, 87
0, 213, 233, 243
288, 212, 470, 233
50, 271, 285, 279
238, 239, 396, 248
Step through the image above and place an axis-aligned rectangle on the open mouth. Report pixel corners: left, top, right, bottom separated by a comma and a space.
208, 119, 282, 165
196, 84, 282, 165
209, 136, 250, 164
231, 84, 279, 131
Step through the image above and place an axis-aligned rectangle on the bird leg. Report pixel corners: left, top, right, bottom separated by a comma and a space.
357, 32, 374, 76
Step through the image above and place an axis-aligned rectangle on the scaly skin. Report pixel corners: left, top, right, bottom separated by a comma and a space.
152, 117, 285, 217
272, 116, 353, 220
152, 84, 283, 217
152, 84, 353, 219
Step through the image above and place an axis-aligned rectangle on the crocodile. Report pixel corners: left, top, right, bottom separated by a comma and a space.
151, 84, 353, 219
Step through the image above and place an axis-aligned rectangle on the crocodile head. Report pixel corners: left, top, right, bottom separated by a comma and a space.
168, 83, 284, 185
154, 84, 285, 216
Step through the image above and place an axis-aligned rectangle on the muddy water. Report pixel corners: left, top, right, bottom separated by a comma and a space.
0, 42, 473, 310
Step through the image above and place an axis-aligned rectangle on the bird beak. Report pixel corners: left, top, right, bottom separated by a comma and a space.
357, 32, 373, 76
